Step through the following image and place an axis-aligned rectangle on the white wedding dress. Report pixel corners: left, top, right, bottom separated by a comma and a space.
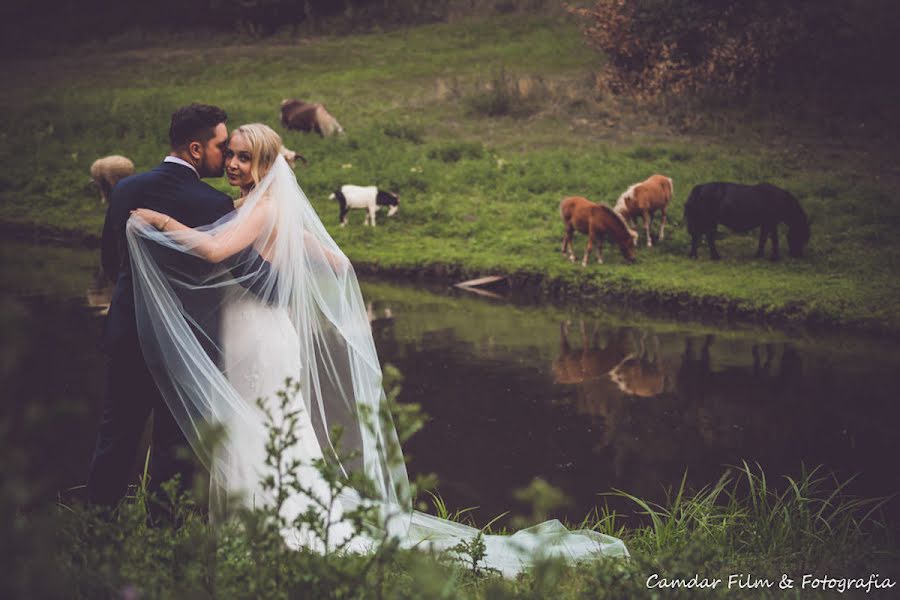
217, 289, 365, 551
127, 156, 628, 575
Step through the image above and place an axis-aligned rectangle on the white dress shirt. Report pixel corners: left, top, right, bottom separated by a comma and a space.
164, 155, 199, 178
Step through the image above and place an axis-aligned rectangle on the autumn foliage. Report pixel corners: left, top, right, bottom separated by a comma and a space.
567, 0, 900, 101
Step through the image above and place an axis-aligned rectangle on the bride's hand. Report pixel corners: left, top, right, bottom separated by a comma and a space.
302, 231, 350, 274
131, 208, 170, 230
326, 251, 350, 275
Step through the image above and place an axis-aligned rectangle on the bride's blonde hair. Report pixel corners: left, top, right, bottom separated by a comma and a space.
231, 123, 283, 185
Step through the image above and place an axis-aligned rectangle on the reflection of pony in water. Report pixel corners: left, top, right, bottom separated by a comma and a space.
551, 320, 631, 384
365, 301, 395, 339
677, 336, 803, 448
559, 196, 638, 266
678, 336, 803, 385
85, 269, 112, 316
366, 301, 394, 324
551, 320, 631, 446
609, 331, 670, 398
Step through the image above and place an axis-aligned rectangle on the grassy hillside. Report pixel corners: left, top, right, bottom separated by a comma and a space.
2, 15, 899, 332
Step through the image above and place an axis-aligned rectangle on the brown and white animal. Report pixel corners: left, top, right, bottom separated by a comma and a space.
279, 146, 308, 168
614, 174, 673, 248
280, 99, 344, 137
551, 320, 630, 445
609, 332, 669, 398
330, 185, 399, 227
552, 321, 632, 385
90, 155, 134, 203
560, 196, 638, 265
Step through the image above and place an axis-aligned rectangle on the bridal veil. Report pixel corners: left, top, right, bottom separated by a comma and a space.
127, 150, 628, 576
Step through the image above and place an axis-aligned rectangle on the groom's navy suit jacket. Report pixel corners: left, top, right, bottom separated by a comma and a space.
100, 161, 233, 354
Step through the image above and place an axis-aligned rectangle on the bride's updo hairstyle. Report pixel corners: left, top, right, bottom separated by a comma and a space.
232, 123, 283, 186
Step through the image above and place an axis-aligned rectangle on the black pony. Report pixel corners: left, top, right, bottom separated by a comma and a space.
684, 182, 810, 260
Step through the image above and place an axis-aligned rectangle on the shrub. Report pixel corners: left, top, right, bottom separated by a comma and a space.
567, 0, 900, 100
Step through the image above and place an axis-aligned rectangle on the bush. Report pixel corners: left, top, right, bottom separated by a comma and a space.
567, 0, 900, 100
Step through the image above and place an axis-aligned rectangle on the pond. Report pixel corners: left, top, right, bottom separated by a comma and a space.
2, 239, 899, 526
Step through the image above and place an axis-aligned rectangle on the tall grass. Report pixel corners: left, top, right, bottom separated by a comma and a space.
613, 462, 895, 571
6, 445, 895, 597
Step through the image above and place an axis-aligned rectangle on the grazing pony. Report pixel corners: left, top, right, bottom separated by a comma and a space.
90, 155, 134, 203
560, 196, 638, 265
684, 182, 810, 260
280, 99, 344, 137
329, 185, 400, 227
613, 174, 673, 248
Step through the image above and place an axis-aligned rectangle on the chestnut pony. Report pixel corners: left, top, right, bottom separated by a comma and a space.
560, 196, 638, 265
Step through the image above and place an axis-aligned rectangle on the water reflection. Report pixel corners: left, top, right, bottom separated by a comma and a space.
84, 269, 110, 316
610, 332, 670, 398
551, 321, 631, 385
678, 337, 804, 449
2, 240, 899, 526
373, 305, 900, 522
76, 283, 400, 328
0, 292, 108, 504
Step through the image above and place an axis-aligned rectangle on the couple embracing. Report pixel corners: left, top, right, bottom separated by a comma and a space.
88, 103, 627, 575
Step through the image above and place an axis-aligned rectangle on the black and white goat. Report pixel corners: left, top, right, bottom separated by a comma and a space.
329, 185, 400, 227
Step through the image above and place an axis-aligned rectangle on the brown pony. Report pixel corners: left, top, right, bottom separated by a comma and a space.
560, 196, 638, 265
614, 174, 673, 248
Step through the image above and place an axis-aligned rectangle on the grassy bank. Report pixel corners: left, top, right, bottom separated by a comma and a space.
2, 16, 899, 333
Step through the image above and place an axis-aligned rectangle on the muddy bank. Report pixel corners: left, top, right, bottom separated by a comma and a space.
353, 261, 894, 338
3, 218, 894, 338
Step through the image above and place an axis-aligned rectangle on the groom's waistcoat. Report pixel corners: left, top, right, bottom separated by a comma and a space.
100, 161, 233, 352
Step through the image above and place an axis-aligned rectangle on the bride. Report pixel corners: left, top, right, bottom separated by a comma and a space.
128, 123, 628, 575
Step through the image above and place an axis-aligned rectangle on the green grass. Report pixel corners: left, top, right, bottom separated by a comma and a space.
7, 451, 896, 598
2, 15, 899, 333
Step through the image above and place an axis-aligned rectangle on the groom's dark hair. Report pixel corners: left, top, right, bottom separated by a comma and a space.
169, 104, 228, 150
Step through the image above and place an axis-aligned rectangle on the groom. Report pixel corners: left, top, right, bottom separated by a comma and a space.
88, 104, 235, 508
